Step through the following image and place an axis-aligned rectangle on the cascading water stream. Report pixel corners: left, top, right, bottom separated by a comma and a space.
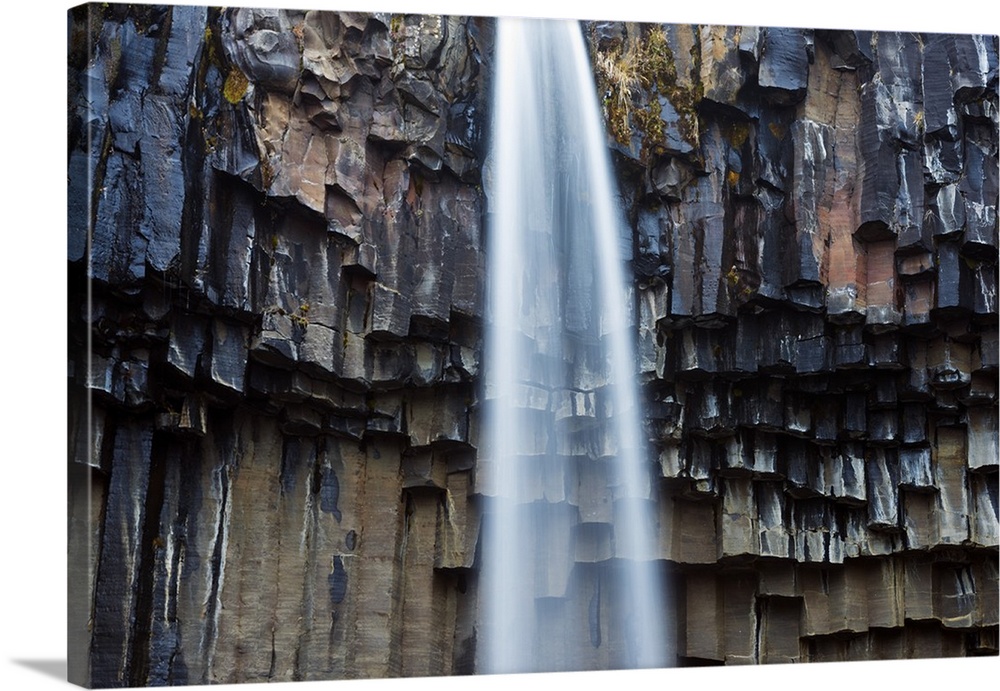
482, 17, 668, 674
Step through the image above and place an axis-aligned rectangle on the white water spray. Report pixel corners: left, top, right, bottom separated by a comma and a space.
481, 17, 668, 674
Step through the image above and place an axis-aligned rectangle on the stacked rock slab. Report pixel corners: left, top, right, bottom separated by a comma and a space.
68, 5, 998, 687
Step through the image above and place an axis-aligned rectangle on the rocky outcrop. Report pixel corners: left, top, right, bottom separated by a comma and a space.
592, 22, 998, 665
68, 5, 998, 687
69, 6, 489, 686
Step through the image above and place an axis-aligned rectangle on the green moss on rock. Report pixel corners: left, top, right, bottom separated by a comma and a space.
594, 25, 703, 161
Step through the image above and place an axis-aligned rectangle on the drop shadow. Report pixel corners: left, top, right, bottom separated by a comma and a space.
11, 658, 66, 681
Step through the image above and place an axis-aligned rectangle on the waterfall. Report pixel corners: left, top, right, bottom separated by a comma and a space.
481, 17, 669, 674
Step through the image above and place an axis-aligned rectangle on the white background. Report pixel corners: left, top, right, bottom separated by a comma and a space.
2, 0, 997, 689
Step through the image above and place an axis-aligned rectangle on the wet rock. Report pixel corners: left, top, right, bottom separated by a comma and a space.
787, 119, 832, 292
70, 8, 999, 682
227, 8, 302, 92
824, 29, 874, 69
866, 448, 900, 530
935, 240, 973, 315
752, 107, 793, 191
657, 95, 699, 156
753, 187, 791, 302
873, 32, 923, 146
924, 135, 965, 185
88, 421, 154, 686
926, 184, 967, 239
949, 34, 996, 102
935, 426, 971, 544
970, 474, 1000, 547
699, 26, 745, 109
967, 407, 999, 471
210, 319, 249, 393
635, 205, 672, 277
923, 34, 960, 138
970, 260, 998, 317
758, 28, 810, 104
856, 90, 900, 240
369, 284, 412, 339
960, 127, 999, 257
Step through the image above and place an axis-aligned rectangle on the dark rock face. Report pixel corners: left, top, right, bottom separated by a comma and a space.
69, 5, 998, 687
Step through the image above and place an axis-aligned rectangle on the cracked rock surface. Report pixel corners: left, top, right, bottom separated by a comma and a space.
69, 5, 998, 686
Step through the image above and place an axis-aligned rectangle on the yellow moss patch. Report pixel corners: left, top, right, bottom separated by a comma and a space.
223, 67, 249, 104
724, 121, 750, 148
290, 304, 311, 328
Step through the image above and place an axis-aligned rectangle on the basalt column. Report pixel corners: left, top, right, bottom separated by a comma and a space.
69, 6, 998, 686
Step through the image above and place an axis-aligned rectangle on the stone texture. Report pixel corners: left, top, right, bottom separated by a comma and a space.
69, 5, 999, 686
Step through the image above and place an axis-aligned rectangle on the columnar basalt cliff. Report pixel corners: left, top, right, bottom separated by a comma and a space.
68, 5, 998, 687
